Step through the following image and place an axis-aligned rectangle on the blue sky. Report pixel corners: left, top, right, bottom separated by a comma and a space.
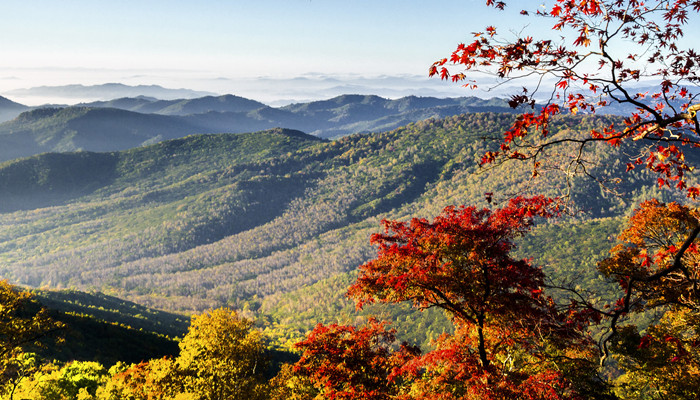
0, 0, 541, 104
0, 1, 515, 75
1, 1, 695, 105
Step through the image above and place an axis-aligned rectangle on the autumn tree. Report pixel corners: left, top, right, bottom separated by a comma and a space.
429, 2, 700, 392
175, 308, 269, 400
84, 308, 270, 400
431, 0, 700, 198
274, 319, 419, 400
0, 280, 63, 395
348, 197, 608, 399
2, 352, 40, 400
611, 309, 700, 399
95, 359, 180, 400
268, 363, 317, 400
597, 200, 700, 399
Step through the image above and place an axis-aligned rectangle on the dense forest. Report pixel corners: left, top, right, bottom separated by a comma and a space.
0, 198, 692, 399
0, 114, 675, 317
0, 106, 695, 399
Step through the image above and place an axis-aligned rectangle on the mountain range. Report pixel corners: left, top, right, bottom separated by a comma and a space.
0, 93, 523, 162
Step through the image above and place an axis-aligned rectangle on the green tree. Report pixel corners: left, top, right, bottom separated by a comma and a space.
36, 361, 109, 400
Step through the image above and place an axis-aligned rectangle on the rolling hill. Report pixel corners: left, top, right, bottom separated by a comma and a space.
13, 288, 187, 365
0, 107, 207, 161
80, 94, 525, 138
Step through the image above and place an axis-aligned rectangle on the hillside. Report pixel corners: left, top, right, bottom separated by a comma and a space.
0, 95, 29, 122
34, 289, 190, 339
0, 113, 684, 337
0, 95, 524, 162
0, 107, 207, 161
15, 289, 186, 365
41, 310, 180, 366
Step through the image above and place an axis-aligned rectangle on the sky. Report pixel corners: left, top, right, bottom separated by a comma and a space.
0, 0, 544, 104
0, 1, 696, 106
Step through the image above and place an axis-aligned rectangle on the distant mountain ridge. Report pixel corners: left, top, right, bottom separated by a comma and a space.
5, 83, 215, 101
79, 94, 267, 115
0, 94, 523, 162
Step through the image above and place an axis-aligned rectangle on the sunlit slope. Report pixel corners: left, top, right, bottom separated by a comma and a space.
0, 114, 674, 315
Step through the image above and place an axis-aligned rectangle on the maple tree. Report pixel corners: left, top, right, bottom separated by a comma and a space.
280, 319, 419, 400
397, 324, 607, 400
350, 197, 567, 366
431, 0, 700, 198
429, 4, 700, 391
347, 197, 609, 399
599, 199, 700, 311
596, 200, 700, 398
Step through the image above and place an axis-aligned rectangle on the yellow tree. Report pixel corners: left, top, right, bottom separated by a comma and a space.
175, 308, 268, 400
0, 280, 63, 396
96, 359, 180, 400
598, 200, 700, 399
